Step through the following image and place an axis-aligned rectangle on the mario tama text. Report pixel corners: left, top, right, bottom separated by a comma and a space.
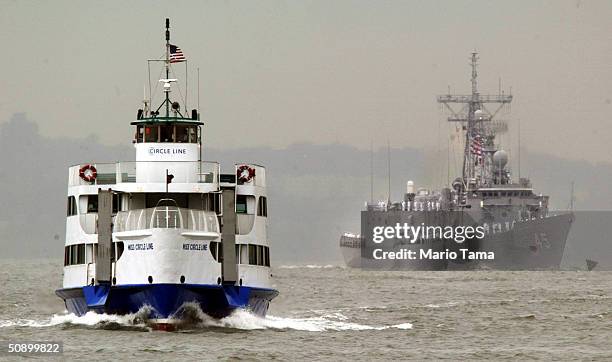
372, 247, 494, 261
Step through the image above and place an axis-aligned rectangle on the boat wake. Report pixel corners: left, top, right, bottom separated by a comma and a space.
174, 303, 412, 331
0, 303, 412, 332
0, 306, 153, 331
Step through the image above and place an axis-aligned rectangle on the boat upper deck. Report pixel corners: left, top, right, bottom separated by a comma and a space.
67, 161, 267, 193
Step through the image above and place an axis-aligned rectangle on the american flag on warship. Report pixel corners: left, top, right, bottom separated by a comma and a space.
169, 44, 186, 63
471, 132, 483, 164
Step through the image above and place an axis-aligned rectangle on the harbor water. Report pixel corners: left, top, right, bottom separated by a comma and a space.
0, 259, 610, 360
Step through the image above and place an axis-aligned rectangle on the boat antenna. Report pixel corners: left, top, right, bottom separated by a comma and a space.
185, 61, 188, 111
147, 61, 152, 109
197, 67, 200, 114
165, 18, 171, 117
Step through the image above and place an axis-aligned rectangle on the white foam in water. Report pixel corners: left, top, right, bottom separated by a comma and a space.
0, 307, 151, 329
203, 309, 412, 332
1, 305, 412, 332
392, 323, 413, 330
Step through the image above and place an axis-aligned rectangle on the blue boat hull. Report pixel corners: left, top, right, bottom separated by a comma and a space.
55, 284, 278, 320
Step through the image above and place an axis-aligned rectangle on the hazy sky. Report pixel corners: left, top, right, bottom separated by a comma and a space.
1, 0, 611, 162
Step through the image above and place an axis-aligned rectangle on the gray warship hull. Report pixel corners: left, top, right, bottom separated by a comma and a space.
340, 211, 572, 270
475, 213, 573, 270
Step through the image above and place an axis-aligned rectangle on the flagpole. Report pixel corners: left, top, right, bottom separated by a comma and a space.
185, 60, 188, 111
165, 18, 170, 117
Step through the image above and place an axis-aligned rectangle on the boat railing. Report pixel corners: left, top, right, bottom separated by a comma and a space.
113, 207, 219, 232
68, 161, 220, 186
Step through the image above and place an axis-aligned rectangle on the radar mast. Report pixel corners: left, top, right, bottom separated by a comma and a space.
437, 52, 513, 189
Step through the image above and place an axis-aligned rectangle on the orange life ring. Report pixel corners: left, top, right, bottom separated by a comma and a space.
79, 164, 97, 182
236, 165, 255, 183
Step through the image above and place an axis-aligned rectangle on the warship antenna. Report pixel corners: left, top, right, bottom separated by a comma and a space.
447, 137, 451, 186
518, 117, 521, 179
471, 51, 478, 96
570, 181, 575, 211
387, 140, 391, 204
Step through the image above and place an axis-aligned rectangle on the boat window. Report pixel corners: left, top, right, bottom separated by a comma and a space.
160, 125, 174, 143
256, 245, 263, 266
136, 125, 144, 143
64, 243, 96, 266
175, 125, 190, 143
115, 242, 124, 261
244, 244, 270, 266
67, 196, 77, 216
257, 196, 268, 217
260, 246, 266, 266
214, 193, 221, 213
210, 241, 217, 261
144, 126, 159, 142
240, 244, 248, 264
112, 194, 121, 214
86, 244, 93, 264
70, 245, 78, 265
220, 174, 236, 183
77, 244, 85, 264
189, 126, 198, 143
248, 244, 257, 265
201, 193, 218, 212
236, 195, 248, 214
87, 195, 98, 213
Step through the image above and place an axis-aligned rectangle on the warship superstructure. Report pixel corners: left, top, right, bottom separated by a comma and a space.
56, 19, 277, 329
341, 53, 573, 270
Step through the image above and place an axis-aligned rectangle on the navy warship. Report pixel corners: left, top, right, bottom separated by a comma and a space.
340, 52, 573, 270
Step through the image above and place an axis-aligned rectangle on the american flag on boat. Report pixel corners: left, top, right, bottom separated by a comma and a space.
169, 44, 186, 63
